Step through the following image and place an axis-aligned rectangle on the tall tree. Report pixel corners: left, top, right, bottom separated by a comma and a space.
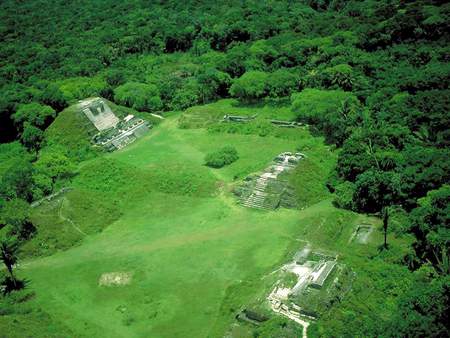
0, 239, 19, 287
382, 207, 390, 249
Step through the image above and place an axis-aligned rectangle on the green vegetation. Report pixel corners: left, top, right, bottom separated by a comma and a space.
204, 146, 239, 168
230, 71, 269, 102
0, 239, 21, 293
0, 0, 448, 337
114, 82, 162, 112
291, 88, 361, 145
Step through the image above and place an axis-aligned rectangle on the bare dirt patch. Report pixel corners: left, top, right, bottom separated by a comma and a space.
98, 272, 133, 286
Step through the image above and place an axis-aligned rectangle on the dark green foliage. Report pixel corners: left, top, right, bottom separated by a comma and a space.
253, 316, 303, 337
170, 83, 200, 111
384, 269, 450, 337
230, 71, 268, 102
291, 89, 361, 146
12, 103, 55, 130
409, 185, 450, 272
105, 70, 126, 87
0, 238, 28, 293
267, 69, 301, 98
0, 239, 19, 277
0, 0, 448, 336
0, 275, 27, 295
33, 146, 76, 182
114, 82, 162, 112
0, 142, 30, 178
0, 159, 34, 202
38, 83, 68, 112
20, 124, 44, 151
196, 67, 231, 103
204, 146, 239, 168
0, 199, 35, 240
12, 103, 56, 151
353, 170, 401, 213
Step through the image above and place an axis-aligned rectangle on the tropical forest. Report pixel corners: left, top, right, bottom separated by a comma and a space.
0, 0, 448, 337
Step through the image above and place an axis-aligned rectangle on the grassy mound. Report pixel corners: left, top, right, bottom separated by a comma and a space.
44, 102, 98, 161
74, 157, 217, 199
24, 189, 122, 257
44, 99, 160, 161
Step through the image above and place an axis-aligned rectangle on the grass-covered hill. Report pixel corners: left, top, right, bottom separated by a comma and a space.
0, 0, 449, 337
44, 98, 162, 161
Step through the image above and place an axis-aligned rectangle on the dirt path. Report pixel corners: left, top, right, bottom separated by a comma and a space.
59, 197, 87, 236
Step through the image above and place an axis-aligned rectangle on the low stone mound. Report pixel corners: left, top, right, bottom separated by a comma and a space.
349, 224, 373, 244
222, 114, 257, 122
98, 272, 132, 286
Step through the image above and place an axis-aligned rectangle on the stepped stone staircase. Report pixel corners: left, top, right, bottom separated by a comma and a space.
237, 152, 305, 210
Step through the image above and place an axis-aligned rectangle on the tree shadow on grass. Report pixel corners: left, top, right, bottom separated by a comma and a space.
1, 275, 29, 296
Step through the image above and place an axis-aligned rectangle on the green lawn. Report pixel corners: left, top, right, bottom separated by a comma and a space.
2, 112, 403, 338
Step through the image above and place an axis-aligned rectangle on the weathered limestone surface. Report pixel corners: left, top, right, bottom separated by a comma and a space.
79, 97, 119, 131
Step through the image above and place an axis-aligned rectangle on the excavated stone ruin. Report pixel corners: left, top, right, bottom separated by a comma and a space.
267, 247, 354, 322
270, 119, 306, 128
79, 97, 119, 131
222, 114, 257, 122
234, 152, 305, 210
78, 97, 150, 151
349, 224, 373, 244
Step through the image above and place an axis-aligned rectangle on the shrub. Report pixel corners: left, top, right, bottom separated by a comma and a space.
204, 146, 239, 168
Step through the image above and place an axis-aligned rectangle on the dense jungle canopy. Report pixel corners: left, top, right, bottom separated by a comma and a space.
0, 0, 449, 337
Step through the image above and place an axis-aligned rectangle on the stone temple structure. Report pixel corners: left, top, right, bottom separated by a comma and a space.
78, 97, 150, 151
79, 97, 119, 131
234, 152, 305, 210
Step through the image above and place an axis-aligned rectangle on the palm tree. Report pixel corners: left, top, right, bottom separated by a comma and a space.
0, 239, 19, 286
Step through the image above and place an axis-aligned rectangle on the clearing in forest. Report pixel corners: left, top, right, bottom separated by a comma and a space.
8, 101, 385, 338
